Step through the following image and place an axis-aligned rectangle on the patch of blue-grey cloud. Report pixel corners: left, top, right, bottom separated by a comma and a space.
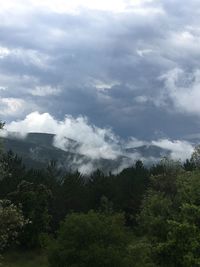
0, 0, 200, 140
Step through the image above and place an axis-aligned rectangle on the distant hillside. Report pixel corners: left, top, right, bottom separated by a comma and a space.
0, 132, 171, 173
125, 145, 170, 158
0, 133, 125, 173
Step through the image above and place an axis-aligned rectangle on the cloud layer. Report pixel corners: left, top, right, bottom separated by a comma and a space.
0, 0, 200, 142
1, 112, 194, 168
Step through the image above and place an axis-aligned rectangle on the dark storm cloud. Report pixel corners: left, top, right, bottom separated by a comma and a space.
0, 0, 200, 139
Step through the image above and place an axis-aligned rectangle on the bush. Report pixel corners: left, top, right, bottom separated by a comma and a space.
9, 181, 51, 248
138, 169, 200, 267
48, 211, 133, 267
0, 199, 27, 252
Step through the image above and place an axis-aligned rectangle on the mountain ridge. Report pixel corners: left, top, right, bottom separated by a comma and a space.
0, 132, 171, 173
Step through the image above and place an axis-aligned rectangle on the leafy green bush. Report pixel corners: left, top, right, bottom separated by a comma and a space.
48, 211, 133, 267
0, 199, 27, 252
9, 181, 52, 248
138, 168, 200, 267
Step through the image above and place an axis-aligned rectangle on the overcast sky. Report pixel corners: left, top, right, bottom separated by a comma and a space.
0, 0, 200, 159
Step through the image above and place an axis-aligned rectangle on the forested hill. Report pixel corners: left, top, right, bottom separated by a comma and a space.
1, 124, 200, 266
0, 132, 171, 173
1, 132, 88, 170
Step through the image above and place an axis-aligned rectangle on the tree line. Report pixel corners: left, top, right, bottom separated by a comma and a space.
1, 122, 200, 266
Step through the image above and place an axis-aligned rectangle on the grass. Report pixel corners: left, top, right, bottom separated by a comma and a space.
2, 250, 48, 267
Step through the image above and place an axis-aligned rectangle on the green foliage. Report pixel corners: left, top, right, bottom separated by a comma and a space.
128, 238, 156, 267
0, 151, 26, 197
183, 158, 195, 171
48, 211, 133, 267
99, 195, 113, 214
138, 165, 200, 267
88, 162, 150, 225
1, 128, 200, 267
9, 181, 52, 248
0, 199, 27, 252
61, 171, 87, 212
191, 145, 200, 168
3, 250, 47, 267
114, 160, 150, 225
88, 169, 113, 210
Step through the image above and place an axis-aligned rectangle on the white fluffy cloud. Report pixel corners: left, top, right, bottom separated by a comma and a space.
0, 98, 25, 116
0, 0, 162, 14
5, 112, 58, 135
152, 139, 194, 161
0, 46, 51, 71
136, 49, 153, 57
5, 112, 122, 160
168, 30, 200, 56
3, 112, 195, 164
161, 68, 200, 115
29, 86, 61, 96
0, 47, 10, 59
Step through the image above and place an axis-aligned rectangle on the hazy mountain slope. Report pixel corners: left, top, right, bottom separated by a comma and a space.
0, 133, 126, 172
1, 133, 85, 169
0, 132, 171, 173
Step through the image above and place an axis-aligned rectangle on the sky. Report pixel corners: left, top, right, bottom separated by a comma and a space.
0, 0, 199, 162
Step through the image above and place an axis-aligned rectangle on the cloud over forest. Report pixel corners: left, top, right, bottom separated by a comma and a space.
1, 112, 194, 168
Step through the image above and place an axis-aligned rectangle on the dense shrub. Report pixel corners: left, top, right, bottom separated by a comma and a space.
0, 199, 27, 252
48, 211, 133, 267
138, 169, 200, 267
9, 181, 52, 248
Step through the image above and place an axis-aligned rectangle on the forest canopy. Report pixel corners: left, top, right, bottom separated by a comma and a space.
0, 120, 200, 266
